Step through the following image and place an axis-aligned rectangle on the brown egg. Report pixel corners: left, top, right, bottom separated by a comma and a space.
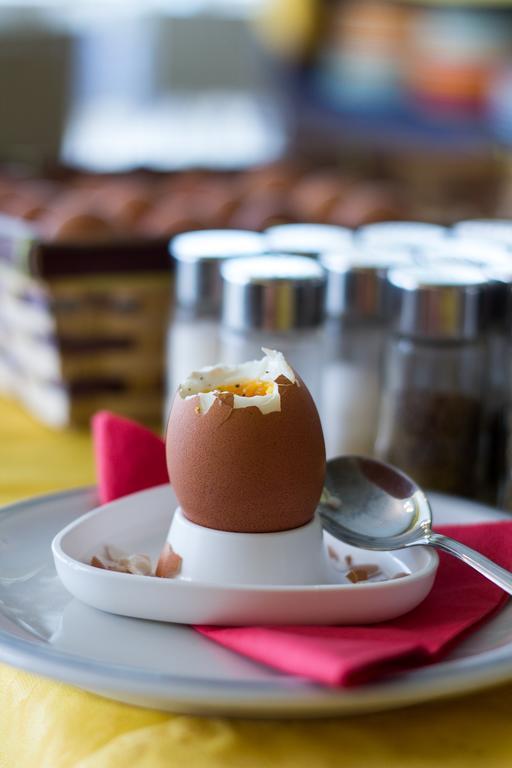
167, 170, 210, 195
48, 188, 98, 213
329, 183, 408, 228
108, 194, 154, 230
1, 192, 39, 217
20, 203, 50, 222
289, 173, 353, 222
43, 211, 115, 242
166, 352, 326, 533
228, 200, 292, 230
228, 188, 293, 230
137, 189, 209, 237
191, 181, 241, 227
236, 163, 301, 197
4, 180, 58, 218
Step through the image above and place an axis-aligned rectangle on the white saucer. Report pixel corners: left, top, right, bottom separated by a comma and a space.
51, 485, 438, 626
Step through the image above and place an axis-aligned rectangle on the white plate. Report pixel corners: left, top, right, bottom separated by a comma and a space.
51, 486, 438, 626
0, 486, 510, 717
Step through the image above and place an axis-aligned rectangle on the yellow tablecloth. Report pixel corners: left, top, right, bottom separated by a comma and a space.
2, 400, 512, 768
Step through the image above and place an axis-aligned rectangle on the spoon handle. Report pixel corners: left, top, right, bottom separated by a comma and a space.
428, 532, 512, 595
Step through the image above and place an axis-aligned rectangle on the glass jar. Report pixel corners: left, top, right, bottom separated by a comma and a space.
322, 318, 384, 458
418, 237, 512, 503
219, 255, 325, 406
320, 246, 412, 458
165, 229, 264, 418
375, 263, 490, 498
496, 286, 512, 509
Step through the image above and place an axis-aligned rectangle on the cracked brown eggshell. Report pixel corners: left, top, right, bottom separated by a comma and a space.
166, 376, 326, 533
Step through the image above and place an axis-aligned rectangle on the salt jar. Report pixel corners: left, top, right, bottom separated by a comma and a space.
264, 223, 352, 259
165, 230, 264, 416
319, 246, 412, 458
219, 255, 325, 407
375, 263, 490, 498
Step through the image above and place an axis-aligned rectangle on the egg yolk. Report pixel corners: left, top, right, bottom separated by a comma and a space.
203, 380, 274, 397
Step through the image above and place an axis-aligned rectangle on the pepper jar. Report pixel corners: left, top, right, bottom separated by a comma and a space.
375, 263, 490, 498
418, 237, 512, 503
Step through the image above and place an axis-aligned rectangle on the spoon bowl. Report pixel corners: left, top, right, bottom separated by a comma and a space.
319, 456, 512, 595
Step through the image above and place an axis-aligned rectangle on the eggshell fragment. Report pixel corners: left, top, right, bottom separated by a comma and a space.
166, 373, 326, 533
156, 543, 183, 578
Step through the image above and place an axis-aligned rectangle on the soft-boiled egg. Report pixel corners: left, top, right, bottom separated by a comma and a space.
166, 349, 326, 533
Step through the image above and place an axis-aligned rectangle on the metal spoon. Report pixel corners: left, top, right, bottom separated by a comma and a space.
319, 455, 512, 594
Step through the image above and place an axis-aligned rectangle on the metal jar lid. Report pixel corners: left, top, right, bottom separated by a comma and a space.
417, 238, 512, 331
357, 221, 447, 253
264, 223, 352, 258
453, 219, 512, 248
221, 255, 325, 332
387, 263, 490, 340
422, 238, 512, 281
170, 229, 264, 314
320, 246, 413, 320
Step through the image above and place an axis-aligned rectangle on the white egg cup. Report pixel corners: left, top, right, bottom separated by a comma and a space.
167, 507, 340, 586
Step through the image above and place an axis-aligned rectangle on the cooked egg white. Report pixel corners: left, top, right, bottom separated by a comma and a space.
178, 348, 296, 415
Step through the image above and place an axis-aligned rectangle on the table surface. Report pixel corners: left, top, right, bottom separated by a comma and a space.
2, 398, 512, 768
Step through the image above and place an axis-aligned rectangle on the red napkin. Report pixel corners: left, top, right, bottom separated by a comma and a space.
92, 411, 169, 503
92, 411, 512, 687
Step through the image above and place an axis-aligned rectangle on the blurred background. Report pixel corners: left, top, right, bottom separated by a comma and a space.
3, 0, 512, 211
3, 0, 512, 506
